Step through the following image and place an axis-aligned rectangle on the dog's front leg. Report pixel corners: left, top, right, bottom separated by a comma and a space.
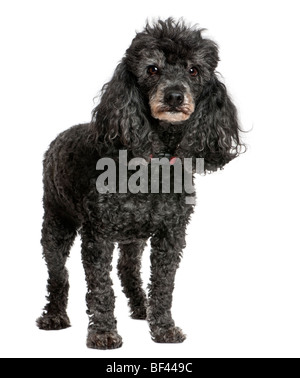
81, 225, 122, 349
148, 229, 186, 343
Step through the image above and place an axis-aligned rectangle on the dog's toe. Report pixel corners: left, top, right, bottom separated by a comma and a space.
36, 312, 71, 330
151, 326, 186, 343
86, 329, 123, 350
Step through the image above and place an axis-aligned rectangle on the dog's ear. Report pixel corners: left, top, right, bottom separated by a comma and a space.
180, 75, 243, 171
90, 60, 151, 156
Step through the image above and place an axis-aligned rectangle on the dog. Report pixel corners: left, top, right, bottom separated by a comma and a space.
37, 18, 244, 349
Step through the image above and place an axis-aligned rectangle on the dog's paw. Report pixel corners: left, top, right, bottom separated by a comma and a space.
86, 329, 123, 350
36, 312, 71, 330
131, 306, 147, 320
151, 326, 186, 343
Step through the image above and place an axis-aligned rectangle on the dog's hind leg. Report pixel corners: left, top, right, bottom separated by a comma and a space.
37, 209, 77, 330
81, 224, 123, 350
117, 240, 148, 320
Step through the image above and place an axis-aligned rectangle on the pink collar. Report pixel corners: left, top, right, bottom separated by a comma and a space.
150, 154, 177, 165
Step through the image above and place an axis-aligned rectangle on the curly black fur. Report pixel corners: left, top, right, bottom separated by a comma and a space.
37, 18, 244, 349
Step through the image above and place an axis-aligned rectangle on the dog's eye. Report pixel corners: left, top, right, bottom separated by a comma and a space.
147, 65, 159, 76
189, 67, 198, 77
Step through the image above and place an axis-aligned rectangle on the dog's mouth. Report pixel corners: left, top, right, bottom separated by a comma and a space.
152, 106, 193, 123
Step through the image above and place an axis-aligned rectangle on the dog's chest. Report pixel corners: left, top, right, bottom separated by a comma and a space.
97, 192, 192, 241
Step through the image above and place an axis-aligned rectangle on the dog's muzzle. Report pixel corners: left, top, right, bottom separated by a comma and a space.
150, 86, 195, 123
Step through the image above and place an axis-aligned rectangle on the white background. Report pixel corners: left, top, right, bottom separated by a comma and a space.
0, 0, 299, 358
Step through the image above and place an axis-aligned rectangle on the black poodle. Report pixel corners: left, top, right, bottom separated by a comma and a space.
37, 18, 244, 349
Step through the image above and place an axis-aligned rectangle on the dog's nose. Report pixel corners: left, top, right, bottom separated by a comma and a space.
164, 91, 184, 107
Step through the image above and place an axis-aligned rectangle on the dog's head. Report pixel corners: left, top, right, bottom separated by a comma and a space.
125, 19, 218, 124
92, 18, 244, 171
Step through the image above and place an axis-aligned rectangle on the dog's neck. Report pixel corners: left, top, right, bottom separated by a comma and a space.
151, 121, 187, 157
